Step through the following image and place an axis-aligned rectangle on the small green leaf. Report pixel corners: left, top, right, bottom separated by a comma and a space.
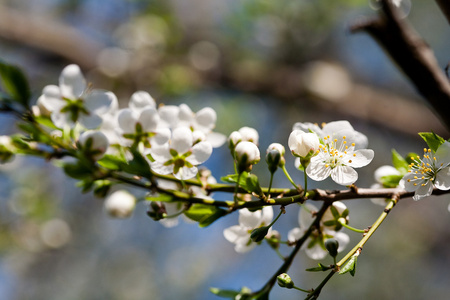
98, 154, 127, 170
63, 162, 93, 180
339, 254, 358, 276
209, 287, 240, 298
122, 149, 152, 178
306, 263, 332, 272
221, 172, 251, 192
0, 61, 30, 107
379, 174, 403, 188
419, 132, 445, 153
184, 204, 228, 227
145, 193, 176, 202
246, 174, 263, 196
93, 180, 111, 198
391, 149, 408, 173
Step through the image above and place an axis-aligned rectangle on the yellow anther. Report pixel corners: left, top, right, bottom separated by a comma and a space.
334, 139, 337, 142
351, 143, 355, 146
407, 179, 411, 182
427, 149, 431, 153
423, 148, 427, 152
349, 160, 352, 163
414, 176, 418, 179
343, 136, 346, 139
325, 164, 329, 168
353, 153, 356, 157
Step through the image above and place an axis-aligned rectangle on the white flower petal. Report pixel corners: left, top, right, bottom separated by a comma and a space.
435, 166, 450, 190
149, 144, 172, 162
129, 91, 155, 111
38, 85, 64, 112
84, 90, 116, 115
117, 108, 137, 133
206, 132, 226, 148
158, 105, 180, 128
138, 107, 159, 132
260, 206, 274, 226
223, 225, 248, 243
287, 227, 303, 243
333, 232, 350, 253
195, 107, 216, 132
174, 166, 198, 180
299, 203, 317, 229
235, 241, 256, 253
59, 64, 86, 99
78, 113, 103, 129
413, 180, 433, 201
435, 141, 450, 167
305, 241, 327, 260
51, 111, 74, 129
186, 142, 212, 165
171, 127, 193, 154
346, 149, 374, 168
374, 165, 401, 183
150, 161, 174, 175
239, 208, 262, 228
306, 159, 332, 181
331, 166, 358, 186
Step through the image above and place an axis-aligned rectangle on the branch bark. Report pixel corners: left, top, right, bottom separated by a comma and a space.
351, 0, 450, 130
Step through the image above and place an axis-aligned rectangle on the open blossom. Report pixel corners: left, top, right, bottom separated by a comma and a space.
295, 121, 374, 186
288, 203, 349, 260
149, 127, 213, 180
223, 206, 273, 253
403, 142, 450, 200
158, 103, 226, 147
37, 64, 117, 129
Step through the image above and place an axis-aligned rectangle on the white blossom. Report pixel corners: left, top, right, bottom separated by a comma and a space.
38, 64, 117, 129
288, 203, 349, 260
403, 142, 450, 200
235, 141, 260, 173
296, 121, 374, 186
149, 127, 213, 180
223, 206, 273, 253
104, 190, 136, 218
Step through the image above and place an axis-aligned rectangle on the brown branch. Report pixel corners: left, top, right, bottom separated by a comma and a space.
350, 0, 450, 130
436, 0, 450, 24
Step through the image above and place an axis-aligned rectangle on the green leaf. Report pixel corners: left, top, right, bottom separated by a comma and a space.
93, 180, 111, 198
209, 287, 240, 298
122, 149, 152, 178
419, 132, 445, 153
339, 254, 358, 276
98, 154, 127, 171
306, 263, 332, 272
63, 162, 92, 180
184, 204, 228, 227
0, 60, 30, 107
379, 174, 403, 188
145, 193, 176, 202
221, 172, 251, 192
391, 149, 408, 173
246, 174, 263, 196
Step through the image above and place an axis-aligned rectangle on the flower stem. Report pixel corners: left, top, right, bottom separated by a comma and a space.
233, 172, 242, 205
267, 173, 274, 196
338, 219, 365, 233
281, 165, 299, 190
266, 207, 284, 228
303, 173, 308, 197
293, 286, 311, 293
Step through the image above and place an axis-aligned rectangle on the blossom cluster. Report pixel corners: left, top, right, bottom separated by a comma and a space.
34, 64, 226, 181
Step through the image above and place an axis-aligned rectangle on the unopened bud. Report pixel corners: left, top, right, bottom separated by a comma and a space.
277, 273, 294, 289
325, 238, 339, 258
235, 141, 260, 173
250, 226, 269, 243
104, 190, 136, 218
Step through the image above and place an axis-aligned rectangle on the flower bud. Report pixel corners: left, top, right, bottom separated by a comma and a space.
228, 131, 242, 151
238, 126, 259, 145
250, 226, 269, 243
79, 130, 109, 160
266, 143, 286, 173
0, 136, 15, 163
235, 141, 260, 173
104, 190, 136, 218
288, 130, 320, 158
277, 273, 294, 289
325, 238, 339, 258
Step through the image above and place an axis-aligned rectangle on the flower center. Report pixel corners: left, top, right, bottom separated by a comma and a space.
407, 148, 442, 185
320, 136, 356, 169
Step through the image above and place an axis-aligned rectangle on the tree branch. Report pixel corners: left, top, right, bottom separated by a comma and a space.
435, 0, 450, 24
350, 0, 450, 130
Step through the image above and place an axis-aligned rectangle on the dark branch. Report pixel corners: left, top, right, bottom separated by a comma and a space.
350, 0, 450, 130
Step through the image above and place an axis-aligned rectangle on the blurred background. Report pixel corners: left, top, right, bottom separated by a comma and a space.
0, 0, 450, 299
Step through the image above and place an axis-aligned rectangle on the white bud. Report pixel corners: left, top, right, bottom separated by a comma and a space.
235, 141, 260, 173
79, 130, 109, 160
267, 143, 285, 156
288, 130, 320, 158
239, 126, 259, 145
129, 91, 156, 111
228, 131, 242, 148
104, 190, 136, 218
